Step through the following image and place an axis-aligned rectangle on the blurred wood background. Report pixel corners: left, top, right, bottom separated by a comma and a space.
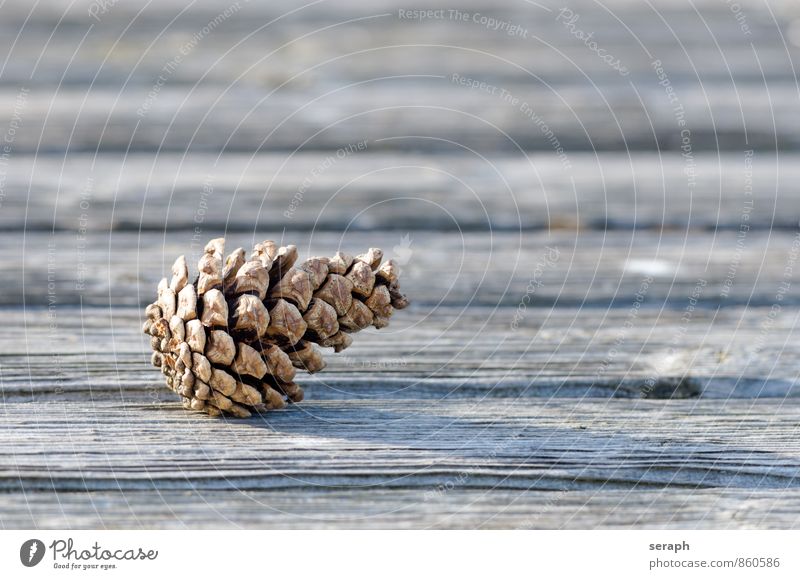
1, 0, 800, 528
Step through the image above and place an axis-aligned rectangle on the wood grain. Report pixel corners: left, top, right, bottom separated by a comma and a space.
4, 229, 800, 307
2, 153, 799, 232
2, 0, 799, 529
1, 399, 799, 501
2, 488, 798, 529
0, 1, 797, 152
1, 303, 798, 402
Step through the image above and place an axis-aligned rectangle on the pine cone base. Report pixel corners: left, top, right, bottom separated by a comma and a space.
143, 238, 409, 417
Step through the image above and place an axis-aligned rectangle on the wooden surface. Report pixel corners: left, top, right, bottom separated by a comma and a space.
2, 0, 800, 529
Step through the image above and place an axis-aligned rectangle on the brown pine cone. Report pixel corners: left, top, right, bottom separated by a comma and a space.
143, 238, 409, 417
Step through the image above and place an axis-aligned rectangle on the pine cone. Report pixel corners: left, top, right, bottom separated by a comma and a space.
142, 238, 409, 417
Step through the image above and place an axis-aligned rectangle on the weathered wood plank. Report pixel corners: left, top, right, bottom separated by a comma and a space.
0, 84, 795, 153
1, 399, 799, 494
1, 488, 797, 529
1, 153, 796, 232
2, 0, 798, 532
0, 1, 797, 152
3, 229, 799, 308
2, 304, 799, 400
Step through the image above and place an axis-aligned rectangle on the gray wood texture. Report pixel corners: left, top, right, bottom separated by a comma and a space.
2, 0, 800, 529
0, 0, 799, 152
1, 304, 799, 401
2, 399, 800, 528
3, 153, 800, 232
5, 488, 800, 529
5, 229, 800, 307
